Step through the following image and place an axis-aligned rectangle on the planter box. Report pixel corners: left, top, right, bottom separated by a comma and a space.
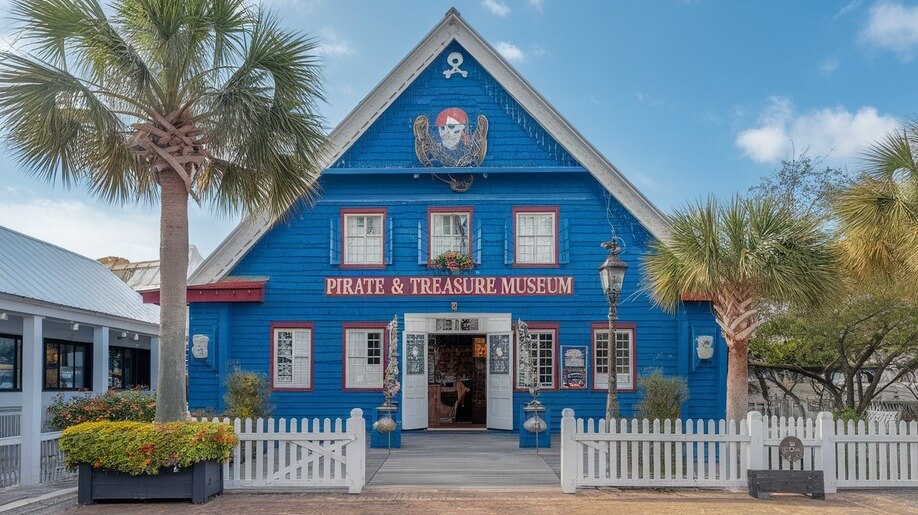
77, 460, 223, 505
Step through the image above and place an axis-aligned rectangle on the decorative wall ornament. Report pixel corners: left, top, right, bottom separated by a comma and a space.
191, 334, 209, 359
413, 108, 488, 167
406, 335, 426, 375
442, 52, 468, 79
696, 335, 714, 360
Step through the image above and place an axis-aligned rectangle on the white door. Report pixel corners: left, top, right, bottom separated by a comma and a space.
401, 331, 428, 430
486, 332, 514, 430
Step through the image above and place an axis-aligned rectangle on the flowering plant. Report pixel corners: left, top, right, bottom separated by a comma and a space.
46, 390, 156, 430
430, 251, 475, 272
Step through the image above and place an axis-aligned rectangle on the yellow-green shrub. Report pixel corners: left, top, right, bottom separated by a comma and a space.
60, 421, 238, 475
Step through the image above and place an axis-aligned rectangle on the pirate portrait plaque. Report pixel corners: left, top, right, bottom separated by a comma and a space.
414, 107, 488, 167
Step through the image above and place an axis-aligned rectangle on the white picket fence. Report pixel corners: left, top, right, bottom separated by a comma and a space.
197, 408, 366, 493
561, 409, 918, 493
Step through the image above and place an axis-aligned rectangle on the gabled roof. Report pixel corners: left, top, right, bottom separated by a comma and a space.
0, 225, 160, 325
105, 245, 204, 292
190, 8, 671, 285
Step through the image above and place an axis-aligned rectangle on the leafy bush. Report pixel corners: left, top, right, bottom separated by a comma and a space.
223, 367, 271, 420
46, 390, 156, 430
635, 370, 689, 421
60, 421, 238, 475
833, 407, 862, 422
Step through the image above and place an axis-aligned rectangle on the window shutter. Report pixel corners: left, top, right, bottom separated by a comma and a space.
559, 217, 570, 264
417, 220, 429, 265
472, 218, 482, 264
504, 220, 514, 265
385, 217, 394, 265
329, 217, 341, 265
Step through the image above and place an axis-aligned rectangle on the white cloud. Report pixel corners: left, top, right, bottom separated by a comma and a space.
833, 0, 861, 20
0, 198, 160, 261
528, 0, 544, 14
636, 91, 664, 107
495, 41, 526, 63
861, 2, 918, 60
315, 27, 356, 57
483, 0, 511, 17
735, 96, 898, 163
819, 57, 840, 75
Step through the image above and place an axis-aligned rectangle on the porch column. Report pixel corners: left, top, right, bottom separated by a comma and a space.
92, 326, 110, 393
20, 316, 43, 486
149, 336, 159, 391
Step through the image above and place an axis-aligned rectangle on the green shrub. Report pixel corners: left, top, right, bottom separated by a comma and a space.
60, 421, 238, 475
223, 367, 271, 420
635, 370, 689, 421
46, 390, 156, 430
833, 407, 862, 422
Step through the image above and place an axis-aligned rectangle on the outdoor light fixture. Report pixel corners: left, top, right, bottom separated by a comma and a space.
598, 238, 628, 421
71, 322, 80, 331
0, 313, 7, 321
121, 331, 127, 338
133, 333, 140, 341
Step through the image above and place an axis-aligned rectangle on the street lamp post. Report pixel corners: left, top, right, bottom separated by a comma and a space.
598, 239, 628, 422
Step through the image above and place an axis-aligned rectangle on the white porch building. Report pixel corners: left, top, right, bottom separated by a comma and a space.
0, 226, 160, 486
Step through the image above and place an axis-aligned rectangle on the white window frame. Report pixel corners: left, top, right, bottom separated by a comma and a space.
273, 327, 312, 389
515, 210, 557, 265
516, 329, 556, 389
592, 327, 634, 390
344, 328, 384, 389
429, 210, 471, 257
343, 212, 384, 266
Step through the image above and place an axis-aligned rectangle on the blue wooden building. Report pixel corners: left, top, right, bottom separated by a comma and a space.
182, 10, 727, 432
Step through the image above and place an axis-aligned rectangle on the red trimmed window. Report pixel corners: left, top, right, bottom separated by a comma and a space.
516, 324, 558, 390
343, 323, 387, 390
514, 207, 559, 266
592, 323, 636, 391
342, 209, 386, 267
428, 207, 473, 259
271, 323, 312, 390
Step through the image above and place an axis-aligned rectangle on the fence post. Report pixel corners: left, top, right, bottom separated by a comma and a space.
560, 408, 576, 493
746, 411, 765, 473
817, 411, 837, 494
346, 408, 366, 494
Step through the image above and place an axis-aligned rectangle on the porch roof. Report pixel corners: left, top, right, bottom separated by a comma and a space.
0, 225, 159, 325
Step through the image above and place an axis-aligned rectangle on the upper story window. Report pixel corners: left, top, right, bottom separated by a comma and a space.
344, 326, 385, 390
44, 339, 91, 391
343, 210, 385, 266
514, 207, 558, 265
0, 334, 22, 391
429, 208, 472, 257
272, 325, 312, 389
593, 325, 635, 391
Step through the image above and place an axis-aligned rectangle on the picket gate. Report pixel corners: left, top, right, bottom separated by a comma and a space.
199, 408, 366, 493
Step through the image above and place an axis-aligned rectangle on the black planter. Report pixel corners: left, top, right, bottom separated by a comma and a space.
77, 460, 223, 505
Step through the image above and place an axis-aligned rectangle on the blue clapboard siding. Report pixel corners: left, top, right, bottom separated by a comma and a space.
186, 38, 727, 429
188, 172, 726, 428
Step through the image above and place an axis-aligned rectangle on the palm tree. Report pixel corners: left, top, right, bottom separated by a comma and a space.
836, 120, 918, 292
644, 197, 837, 423
0, 0, 325, 421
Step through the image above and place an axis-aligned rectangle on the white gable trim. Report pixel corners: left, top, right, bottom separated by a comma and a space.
190, 9, 671, 285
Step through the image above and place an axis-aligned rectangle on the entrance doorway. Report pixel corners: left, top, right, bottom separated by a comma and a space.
426, 334, 487, 429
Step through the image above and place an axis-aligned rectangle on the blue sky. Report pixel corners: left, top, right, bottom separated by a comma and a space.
0, 0, 915, 261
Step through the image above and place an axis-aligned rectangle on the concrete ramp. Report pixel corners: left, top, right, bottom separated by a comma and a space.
367, 431, 559, 488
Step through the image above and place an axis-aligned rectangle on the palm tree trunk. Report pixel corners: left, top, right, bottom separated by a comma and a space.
155, 169, 189, 422
725, 339, 749, 423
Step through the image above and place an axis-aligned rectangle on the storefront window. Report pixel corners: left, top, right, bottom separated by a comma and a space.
515, 210, 557, 264
343, 213, 384, 265
517, 330, 555, 389
430, 211, 470, 256
593, 328, 634, 390
109, 347, 151, 389
0, 335, 22, 391
272, 326, 312, 389
44, 339, 91, 391
344, 329, 383, 389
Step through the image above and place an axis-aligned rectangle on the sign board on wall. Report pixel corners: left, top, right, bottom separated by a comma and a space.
325, 276, 574, 297
561, 345, 588, 390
